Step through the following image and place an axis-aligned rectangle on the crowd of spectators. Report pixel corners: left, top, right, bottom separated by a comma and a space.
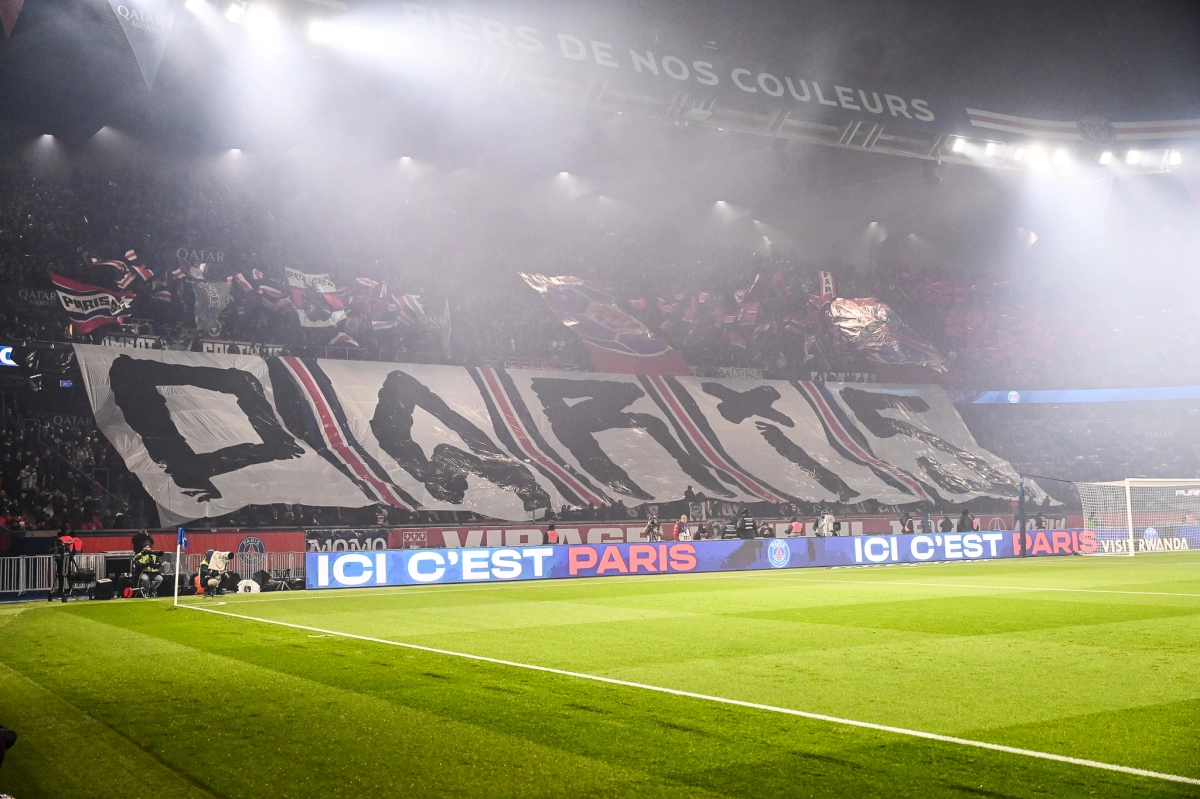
963, 404, 1200, 495
1, 159, 1198, 532
5, 164, 1200, 387
0, 397, 148, 536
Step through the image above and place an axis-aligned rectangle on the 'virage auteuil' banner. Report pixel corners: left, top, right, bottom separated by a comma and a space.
308, 532, 1030, 589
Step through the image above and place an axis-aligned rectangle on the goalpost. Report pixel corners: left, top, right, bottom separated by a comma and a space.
1074, 479, 1200, 556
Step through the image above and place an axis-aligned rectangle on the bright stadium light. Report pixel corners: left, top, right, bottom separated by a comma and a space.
951, 137, 966, 153
1099, 151, 1113, 165
1169, 150, 1183, 166
185, 0, 206, 13
224, 1, 244, 22
1012, 147, 1026, 162
243, 3, 277, 31
1053, 148, 1070, 165
1027, 145, 1047, 166
307, 18, 332, 42
985, 142, 997, 156
1126, 150, 1142, 165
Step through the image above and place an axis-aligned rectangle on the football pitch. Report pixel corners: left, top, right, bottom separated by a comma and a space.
2, 553, 1199, 798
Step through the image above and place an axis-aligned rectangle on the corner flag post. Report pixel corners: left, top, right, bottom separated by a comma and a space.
173, 527, 188, 606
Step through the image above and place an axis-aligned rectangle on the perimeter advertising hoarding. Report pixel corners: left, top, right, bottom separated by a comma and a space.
307, 531, 1024, 589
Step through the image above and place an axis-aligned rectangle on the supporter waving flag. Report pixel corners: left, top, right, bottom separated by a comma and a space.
827, 297, 948, 372
285, 268, 347, 327
49, 273, 136, 333
521, 273, 689, 375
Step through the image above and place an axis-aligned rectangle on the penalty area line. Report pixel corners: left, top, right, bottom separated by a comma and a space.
180, 603, 1200, 787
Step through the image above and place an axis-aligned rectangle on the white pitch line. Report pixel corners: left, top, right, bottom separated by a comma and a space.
744, 574, 1200, 599
181, 603, 1200, 787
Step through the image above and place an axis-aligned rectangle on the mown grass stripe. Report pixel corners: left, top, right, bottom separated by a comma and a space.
748, 574, 1200, 598
180, 603, 1200, 788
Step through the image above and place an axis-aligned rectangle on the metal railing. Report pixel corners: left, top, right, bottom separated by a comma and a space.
1, 551, 306, 596
178, 551, 306, 582
0, 554, 106, 595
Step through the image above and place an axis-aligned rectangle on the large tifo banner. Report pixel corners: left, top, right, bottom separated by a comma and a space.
308, 530, 1111, 589
74, 346, 1046, 524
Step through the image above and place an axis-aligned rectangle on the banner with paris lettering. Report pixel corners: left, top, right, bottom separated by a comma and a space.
74, 345, 1046, 524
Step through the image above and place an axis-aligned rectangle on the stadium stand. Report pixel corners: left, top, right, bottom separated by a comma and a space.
1, 163, 1198, 533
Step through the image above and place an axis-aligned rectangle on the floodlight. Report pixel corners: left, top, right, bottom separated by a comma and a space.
1099, 151, 1113, 165
185, 0, 206, 13
307, 19, 331, 42
985, 142, 997, 156
1053, 148, 1069, 165
224, 2, 244, 22
1169, 150, 1182, 166
1126, 150, 1142, 165
1012, 147, 1026, 161
951, 138, 966, 153
244, 4, 277, 31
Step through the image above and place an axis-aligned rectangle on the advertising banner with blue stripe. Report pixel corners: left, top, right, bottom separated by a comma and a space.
308, 532, 1026, 589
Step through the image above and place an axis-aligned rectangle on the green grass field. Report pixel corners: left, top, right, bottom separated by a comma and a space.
2, 552, 1199, 798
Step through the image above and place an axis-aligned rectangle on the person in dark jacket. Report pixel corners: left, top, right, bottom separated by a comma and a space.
735, 508, 757, 539
957, 509, 977, 533
131, 529, 154, 553
0, 723, 16, 768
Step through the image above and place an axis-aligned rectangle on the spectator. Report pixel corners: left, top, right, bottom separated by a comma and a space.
957, 509, 977, 533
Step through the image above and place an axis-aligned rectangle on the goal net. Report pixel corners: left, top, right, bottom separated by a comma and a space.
1075, 479, 1200, 556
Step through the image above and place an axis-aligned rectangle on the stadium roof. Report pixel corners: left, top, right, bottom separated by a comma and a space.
1, 0, 1198, 149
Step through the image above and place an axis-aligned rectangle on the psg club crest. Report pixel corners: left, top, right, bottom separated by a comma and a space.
238, 536, 267, 555
766, 539, 791, 568
238, 535, 267, 569
1077, 116, 1116, 144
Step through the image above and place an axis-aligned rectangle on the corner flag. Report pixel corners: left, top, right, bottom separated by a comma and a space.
173, 527, 188, 606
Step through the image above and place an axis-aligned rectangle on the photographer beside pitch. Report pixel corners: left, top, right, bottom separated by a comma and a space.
132, 542, 165, 599
199, 549, 235, 597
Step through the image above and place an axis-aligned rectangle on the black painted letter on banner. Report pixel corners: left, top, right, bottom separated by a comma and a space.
371, 370, 550, 510
108, 355, 303, 501
531, 378, 732, 501
839, 387, 1017, 496
703, 383, 858, 501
